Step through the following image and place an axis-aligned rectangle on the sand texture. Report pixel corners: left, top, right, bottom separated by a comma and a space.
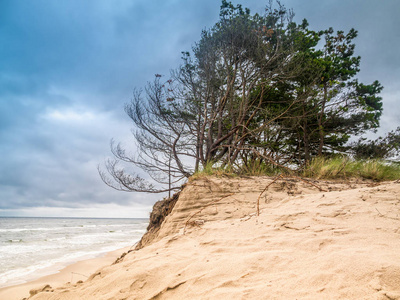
14, 177, 400, 299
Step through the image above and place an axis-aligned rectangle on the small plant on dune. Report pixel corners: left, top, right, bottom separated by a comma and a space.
190, 161, 236, 181
302, 156, 350, 179
237, 159, 283, 176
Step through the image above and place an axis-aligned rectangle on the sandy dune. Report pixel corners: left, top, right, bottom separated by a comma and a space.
11, 177, 400, 299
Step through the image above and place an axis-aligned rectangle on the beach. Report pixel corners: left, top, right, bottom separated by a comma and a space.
0, 246, 130, 300
0, 218, 147, 300
2, 177, 400, 299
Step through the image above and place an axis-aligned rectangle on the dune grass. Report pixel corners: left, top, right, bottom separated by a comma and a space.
189, 162, 236, 181
302, 156, 400, 181
191, 156, 400, 182
191, 159, 287, 180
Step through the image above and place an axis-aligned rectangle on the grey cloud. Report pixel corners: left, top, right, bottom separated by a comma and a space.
0, 0, 399, 217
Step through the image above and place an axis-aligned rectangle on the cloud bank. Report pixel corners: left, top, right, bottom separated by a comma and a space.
0, 0, 398, 217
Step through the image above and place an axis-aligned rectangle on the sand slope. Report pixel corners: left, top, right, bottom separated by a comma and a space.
28, 177, 400, 299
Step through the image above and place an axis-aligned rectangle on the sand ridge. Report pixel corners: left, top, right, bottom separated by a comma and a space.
13, 177, 400, 299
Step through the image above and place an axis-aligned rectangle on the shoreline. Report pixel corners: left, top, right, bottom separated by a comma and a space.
3, 178, 400, 299
0, 246, 132, 300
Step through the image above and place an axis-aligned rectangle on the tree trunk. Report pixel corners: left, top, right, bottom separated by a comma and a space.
318, 84, 327, 156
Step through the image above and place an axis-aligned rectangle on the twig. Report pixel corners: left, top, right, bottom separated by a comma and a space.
246, 148, 327, 192
256, 174, 327, 216
375, 208, 383, 216
257, 174, 282, 216
288, 174, 327, 192
184, 193, 234, 234
375, 207, 400, 220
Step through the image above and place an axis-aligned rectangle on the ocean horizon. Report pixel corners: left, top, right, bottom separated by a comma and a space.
0, 216, 148, 288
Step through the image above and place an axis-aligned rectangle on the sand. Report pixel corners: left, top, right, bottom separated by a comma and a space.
2, 176, 400, 299
0, 247, 132, 300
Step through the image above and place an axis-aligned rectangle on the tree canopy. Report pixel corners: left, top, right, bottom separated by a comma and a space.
99, 1, 387, 194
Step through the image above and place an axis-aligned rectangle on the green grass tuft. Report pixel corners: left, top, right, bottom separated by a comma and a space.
190, 161, 236, 181
237, 159, 284, 176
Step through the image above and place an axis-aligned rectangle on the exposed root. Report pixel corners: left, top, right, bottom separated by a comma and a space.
135, 191, 181, 250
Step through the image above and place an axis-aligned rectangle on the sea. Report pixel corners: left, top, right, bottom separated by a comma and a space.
0, 217, 148, 288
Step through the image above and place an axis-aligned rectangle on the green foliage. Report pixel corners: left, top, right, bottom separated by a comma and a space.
353, 80, 383, 128
351, 127, 400, 160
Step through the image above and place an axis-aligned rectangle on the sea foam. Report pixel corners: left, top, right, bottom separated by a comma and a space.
0, 217, 148, 288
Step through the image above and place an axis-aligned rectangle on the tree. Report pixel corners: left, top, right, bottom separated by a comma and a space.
176, 1, 323, 171
100, 0, 310, 193
98, 76, 195, 193
99, 1, 385, 194
273, 27, 383, 163
350, 127, 400, 160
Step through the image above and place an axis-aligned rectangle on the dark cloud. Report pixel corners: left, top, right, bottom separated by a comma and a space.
0, 0, 399, 217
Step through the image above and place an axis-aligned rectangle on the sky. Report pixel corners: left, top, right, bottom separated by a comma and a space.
1, 0, 399, 218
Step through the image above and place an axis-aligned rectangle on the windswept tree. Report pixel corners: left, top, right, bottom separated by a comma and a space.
98, 77, 195, 193
100, 1, 308, 192
175, 1, 329, 171
99, 1, 384, 194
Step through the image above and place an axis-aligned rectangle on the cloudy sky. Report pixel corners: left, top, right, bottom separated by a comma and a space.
1, 0, 399, 218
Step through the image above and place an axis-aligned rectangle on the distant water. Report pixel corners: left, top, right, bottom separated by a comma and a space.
0, 217, 148, 288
